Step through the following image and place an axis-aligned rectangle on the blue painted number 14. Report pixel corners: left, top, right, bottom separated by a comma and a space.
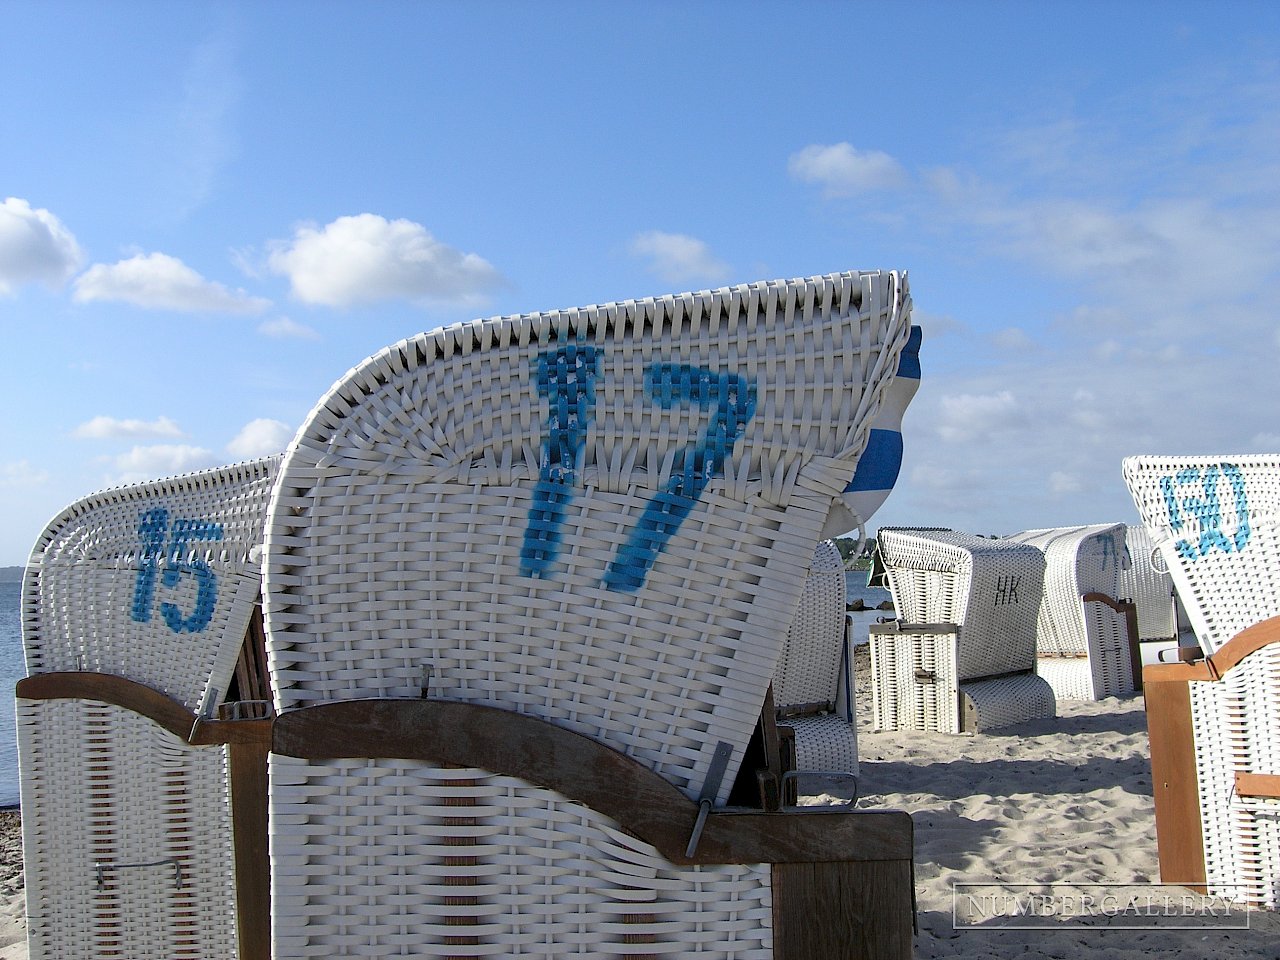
520, 345, 757, 591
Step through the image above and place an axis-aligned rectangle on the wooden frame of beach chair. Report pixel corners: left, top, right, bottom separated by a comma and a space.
772, 540, 859, 776
1009, 524, 1139, 701
868, 528, 1055, 733
17, 457, 279, 960
261, 271, 917, 957
1125, 455, 1280, 908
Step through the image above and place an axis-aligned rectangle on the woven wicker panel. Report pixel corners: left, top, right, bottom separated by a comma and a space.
1124, 455, 1280, 654
785, 715, 858, 774
960, 673, 1056, 732
17, 697, 237, 960
1188, 643, 1280, 907
773, 540, 846, 708
875, 529, 1044, 680
868, 627, 961, 734
1011, 524, 1132, 700
270, 755, 773, 959
1035, 658, 1098, 702
1119, 525, 1177, 641
23, 457, 280, 714
264, 271, 912, 802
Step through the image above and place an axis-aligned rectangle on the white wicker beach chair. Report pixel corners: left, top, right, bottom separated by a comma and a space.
1120, 524, 1178, 644
17, 457, 279, 960
262, 271, 917, 957
772, 540, 858, 776
1125, 455, 1280, 908
1009, 523, 1138, 701
868, 528, 1055, 733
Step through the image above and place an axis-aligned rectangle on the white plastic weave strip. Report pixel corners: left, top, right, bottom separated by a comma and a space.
23, 457, 280, 714
773, 540, 846, 708
1010, 524, 1132, 701
1188, 643, 1280, 907
1123, 455, 1280, 654
16, 698, 237, 960
264, 271, 912, 802
868, 627, 961, 734
270, 755, 773, 959
960, 673, 1056, 732
874, 529, 1045, 680
1119, 525, 1177, 641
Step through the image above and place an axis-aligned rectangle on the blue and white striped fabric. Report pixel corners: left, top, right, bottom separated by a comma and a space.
825, 324, 921, 538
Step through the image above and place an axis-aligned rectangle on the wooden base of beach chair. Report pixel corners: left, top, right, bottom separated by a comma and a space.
271, 699, 915, 959
870, 625, 1055, 733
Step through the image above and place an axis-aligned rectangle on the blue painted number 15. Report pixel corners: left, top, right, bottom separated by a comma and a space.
131, 507, 224, 633
520, 345, 757, 591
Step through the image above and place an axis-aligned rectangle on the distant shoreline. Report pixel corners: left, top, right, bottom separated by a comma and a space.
0, 568, 23, 584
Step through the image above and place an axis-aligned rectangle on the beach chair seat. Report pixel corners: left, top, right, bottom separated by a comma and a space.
868, 623, 1055, 734
17, 457, 279, 960
261, 271, 918, 957
772, 540, 858, 775
1009, 523, 1139, 701
867, 528, 1055, 732
1125, 455, 1280, 908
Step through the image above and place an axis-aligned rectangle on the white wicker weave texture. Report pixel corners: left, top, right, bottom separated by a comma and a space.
269, 755, 773, 959
1125, 456, 1280, 905
874, 529, 1045, 680
1010, 524, 1133, 700
264, 271, 912, 803
1123, 455, 1280, 654
16, 698, 237, 960
771, 540, 858, 773
1119, 525, 1177, 641
22, 457, 280, 715
1188, 644, 1280, 907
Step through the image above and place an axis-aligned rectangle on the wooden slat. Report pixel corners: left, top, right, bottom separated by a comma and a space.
772, 860, 914, 960
272, 698, 913, 866
1143, 677, 1206, 890
228, 740, 270, 960
17, 673, 196, 741
1235, 771, 1280, 799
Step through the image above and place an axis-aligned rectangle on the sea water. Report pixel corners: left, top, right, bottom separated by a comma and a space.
0, 582, 24, 807
845, 572, 895, 647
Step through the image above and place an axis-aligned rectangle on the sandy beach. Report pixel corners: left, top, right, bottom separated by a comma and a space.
2, 654, 1278, 958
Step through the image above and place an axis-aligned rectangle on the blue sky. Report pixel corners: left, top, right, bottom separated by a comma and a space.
3, 1, 1280, 565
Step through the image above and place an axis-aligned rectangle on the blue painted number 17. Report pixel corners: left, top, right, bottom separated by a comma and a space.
520, 345, 757, 592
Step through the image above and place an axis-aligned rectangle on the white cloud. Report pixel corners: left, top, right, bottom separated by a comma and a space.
992, 327, 1034, 351
268, 214, 503, 307
73, 252, 270, 313
936, 390, 1022, 443
1049, 471, 1083, 495
257, 316, 320, 340
629, 231, 730, 286
788, 143, 907, 196
0, 460, 50, 488
107, 444, 215, 484
73, 415, 185, 440
0, 197, 83, 295
227, 418, 293, 459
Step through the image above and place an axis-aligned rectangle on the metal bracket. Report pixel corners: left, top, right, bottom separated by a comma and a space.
95, 858, 184, 890
685, 741, 733, 858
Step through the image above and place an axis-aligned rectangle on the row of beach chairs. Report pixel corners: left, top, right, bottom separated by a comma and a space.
17, 270, 919, 960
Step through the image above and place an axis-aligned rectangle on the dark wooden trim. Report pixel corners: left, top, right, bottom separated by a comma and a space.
17, 673, 197, 741
772, 861, 914, 960
15, 672, 272, 746
1143, 677, 1206, 890
1235, 771, 1280, 799
228, 740, 271, 960
273, 698, 913, 866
